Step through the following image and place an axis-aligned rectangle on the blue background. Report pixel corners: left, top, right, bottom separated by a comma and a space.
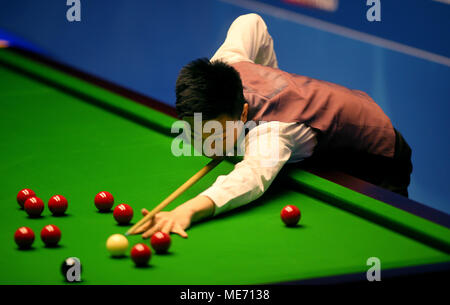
0, 0, 449, 213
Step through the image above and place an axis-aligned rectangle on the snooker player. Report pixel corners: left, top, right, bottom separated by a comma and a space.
137, 14, 413, 238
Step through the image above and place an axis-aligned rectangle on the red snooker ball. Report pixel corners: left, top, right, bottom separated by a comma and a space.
113, 203, 133, 225
150, 231, 171, 254
24, 197, 44, 217
48, 195, 68, 216
41, 224, 62, 247
17, 189, 36, 208
280, 205, 301, 227
94, 191, 114, 212
131, 243, 151, 266
14, 227, 35, 249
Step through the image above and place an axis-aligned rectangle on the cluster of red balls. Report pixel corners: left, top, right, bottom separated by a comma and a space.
14, 188, 135, 251
15, 188, 174, 271
14, 224, 62, 249
94, 191, 134, 225
17, 188, 68, 217
128, 232, 172, 267
14, 189, 66, 250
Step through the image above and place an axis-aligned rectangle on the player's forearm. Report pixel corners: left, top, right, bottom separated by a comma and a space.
175, 195, 215, 223
200, 159, 288, 215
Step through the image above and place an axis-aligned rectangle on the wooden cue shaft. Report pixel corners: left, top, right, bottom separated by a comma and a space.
125, 158, 223, 235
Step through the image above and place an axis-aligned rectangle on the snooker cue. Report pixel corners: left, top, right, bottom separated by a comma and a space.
125, 158, 223, 236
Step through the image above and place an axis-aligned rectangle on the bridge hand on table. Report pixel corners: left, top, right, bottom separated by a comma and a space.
135, 208, 191, 239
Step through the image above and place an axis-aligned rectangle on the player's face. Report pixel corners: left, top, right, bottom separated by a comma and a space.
184, 104, 248, 158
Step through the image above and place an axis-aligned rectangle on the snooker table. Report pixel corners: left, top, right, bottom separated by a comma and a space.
0, 47, 449, 285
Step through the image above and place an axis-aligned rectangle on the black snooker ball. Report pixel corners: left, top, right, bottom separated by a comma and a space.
61, 257, 82, 282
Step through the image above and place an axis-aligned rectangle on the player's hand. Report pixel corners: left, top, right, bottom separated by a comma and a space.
134, 195, 215, 239
137, 207, 192, 239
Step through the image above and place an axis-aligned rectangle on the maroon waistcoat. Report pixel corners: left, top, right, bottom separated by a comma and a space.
231, 61, 396, 158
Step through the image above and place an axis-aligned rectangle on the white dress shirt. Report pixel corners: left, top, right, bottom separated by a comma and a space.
200, 13, 317, 215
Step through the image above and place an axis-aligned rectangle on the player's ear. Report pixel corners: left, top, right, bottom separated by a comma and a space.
240, 103, 248, 123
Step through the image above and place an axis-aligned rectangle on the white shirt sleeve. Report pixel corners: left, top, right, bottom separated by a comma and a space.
211, 13, 278, 68
200, 122, 317, 215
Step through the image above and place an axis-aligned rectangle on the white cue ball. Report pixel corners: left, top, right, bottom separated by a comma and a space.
106, 234, 129, 257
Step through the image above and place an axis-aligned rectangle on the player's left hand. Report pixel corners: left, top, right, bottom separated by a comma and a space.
136, 207, 192, 239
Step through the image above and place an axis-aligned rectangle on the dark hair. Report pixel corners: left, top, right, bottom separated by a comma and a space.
175, 58, 245, 119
